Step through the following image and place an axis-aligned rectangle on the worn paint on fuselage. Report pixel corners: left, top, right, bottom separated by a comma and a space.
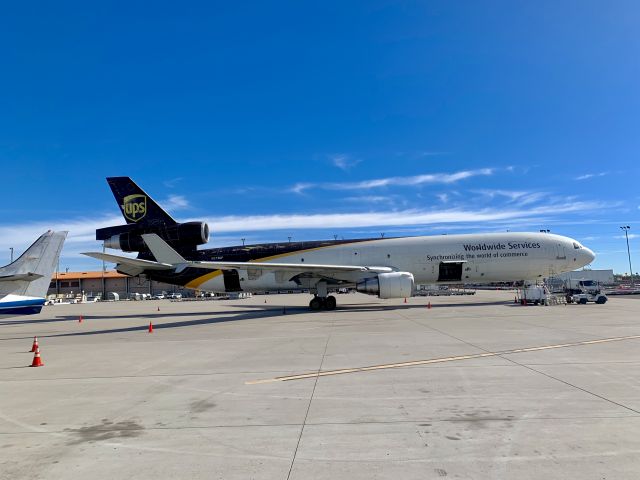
141, 232, 594, 293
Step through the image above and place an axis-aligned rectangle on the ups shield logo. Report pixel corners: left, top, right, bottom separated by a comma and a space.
122, 194, 147, 222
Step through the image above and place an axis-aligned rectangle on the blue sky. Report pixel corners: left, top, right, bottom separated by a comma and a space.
0, 1, 638, 274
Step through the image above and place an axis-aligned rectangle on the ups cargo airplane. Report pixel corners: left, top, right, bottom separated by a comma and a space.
1, 231, 67, 318
83, 177, 595, 310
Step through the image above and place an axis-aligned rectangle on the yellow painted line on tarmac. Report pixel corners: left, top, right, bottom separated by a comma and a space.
245, 334, 640, 385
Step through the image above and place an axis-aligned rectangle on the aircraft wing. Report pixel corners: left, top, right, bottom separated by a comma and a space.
140, 233, 393, 274
178, 260, 393, 274
82, 252, 174, 270
84, 234, 394, 276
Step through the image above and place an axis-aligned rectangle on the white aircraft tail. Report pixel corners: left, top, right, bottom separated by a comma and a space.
0, 231, 68, 299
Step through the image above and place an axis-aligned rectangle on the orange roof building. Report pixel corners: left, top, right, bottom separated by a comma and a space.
48, 270, 187, 299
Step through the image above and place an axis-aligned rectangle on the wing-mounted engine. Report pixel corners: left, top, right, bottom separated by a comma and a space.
97, 221, 209, 254
356, 272, 415, 299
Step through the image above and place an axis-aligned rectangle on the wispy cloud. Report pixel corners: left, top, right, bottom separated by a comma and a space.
576, 172, 609, 181
201, 200, 610, 233
343, 195, 396, 204
473, 189, 547, 205
416, 151, 449, 158
328, 168, 494, 190
615, 233, 639, 240
162, 195, 190, 211
289, 183, 313, 195
291, 168, 495, 194
330, 154, 361, 171
163, 177, 183, 188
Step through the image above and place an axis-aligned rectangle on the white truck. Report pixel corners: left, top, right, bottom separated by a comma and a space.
520, 285, 550, 305
564, 279, 608, 304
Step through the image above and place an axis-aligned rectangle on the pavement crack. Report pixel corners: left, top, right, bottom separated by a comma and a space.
286, 326, 333, 480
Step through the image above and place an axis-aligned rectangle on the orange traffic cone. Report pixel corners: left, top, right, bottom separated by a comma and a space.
157, 306, 160, 312
30, 347, 44, 367
148, 321, 153, 333
427, 302, 432, 309
404, 298, 407, 303
78, 315, 83, 323
264, 299, 267, 303
29, 336, 39, 352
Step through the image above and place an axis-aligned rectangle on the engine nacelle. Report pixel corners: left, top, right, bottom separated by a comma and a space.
164, 221, 210, 246
102, 221, 210, 252
356, 272, 415, 299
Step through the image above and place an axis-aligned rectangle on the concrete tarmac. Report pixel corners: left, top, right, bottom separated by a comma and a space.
1, 291, 640, 479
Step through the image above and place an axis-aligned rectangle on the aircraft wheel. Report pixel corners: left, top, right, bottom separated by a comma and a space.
309, 297, 323, 310
325, 296, 336, 310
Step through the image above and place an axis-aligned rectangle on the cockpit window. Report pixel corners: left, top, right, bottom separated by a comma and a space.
573, 242, 582, 250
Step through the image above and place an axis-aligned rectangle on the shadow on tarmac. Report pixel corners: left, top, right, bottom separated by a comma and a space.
1, 300, 515, 340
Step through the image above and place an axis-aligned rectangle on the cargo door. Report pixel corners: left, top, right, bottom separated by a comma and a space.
223, 269, 242, 292
438, 262, 464, 282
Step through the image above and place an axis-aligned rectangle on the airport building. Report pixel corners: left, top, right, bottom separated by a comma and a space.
48, 271, 189, 300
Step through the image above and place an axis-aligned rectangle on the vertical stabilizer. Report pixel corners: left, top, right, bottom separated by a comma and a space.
0, 231, 68, 299
107, 177, 177, 226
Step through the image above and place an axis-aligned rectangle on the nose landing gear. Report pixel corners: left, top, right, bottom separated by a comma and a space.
309, 295, 337, 311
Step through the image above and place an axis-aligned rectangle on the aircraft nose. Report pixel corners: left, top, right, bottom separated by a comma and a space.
584, 247, 596, 264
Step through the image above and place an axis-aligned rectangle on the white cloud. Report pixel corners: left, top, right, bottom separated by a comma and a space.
575, 172, 608, 181
162, 194, 190, 211
289, 183, 313, 195
200, 200, 609, 233
0, 215, 123, 264
417, 151, 449, 157
343, 195, 395, 204
328, 168, 494, 190
294, 168, 494, 193
330, 154, 361, 171
615, 233, 639, 240
162, 177, 183, 188
473, 189, 547, 205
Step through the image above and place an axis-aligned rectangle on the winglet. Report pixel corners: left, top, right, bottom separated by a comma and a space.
141, 234, 187, 265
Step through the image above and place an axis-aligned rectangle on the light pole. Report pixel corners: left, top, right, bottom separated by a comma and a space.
9, 247, 13, 263
620, 226, 634, 287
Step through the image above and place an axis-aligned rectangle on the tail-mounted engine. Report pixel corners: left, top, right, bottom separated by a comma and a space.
96, 221, 209, 254
356, 272, 415, 299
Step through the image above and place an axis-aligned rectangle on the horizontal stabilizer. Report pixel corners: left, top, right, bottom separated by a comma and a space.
0, 273, 43, 282
82, 252, 174, 270
141, 234, 186, 264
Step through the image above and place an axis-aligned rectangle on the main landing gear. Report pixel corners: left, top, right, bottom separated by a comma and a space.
309, 295, 337, 311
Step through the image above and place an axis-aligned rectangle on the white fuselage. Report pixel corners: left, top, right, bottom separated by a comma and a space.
195, 232, 595, 293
